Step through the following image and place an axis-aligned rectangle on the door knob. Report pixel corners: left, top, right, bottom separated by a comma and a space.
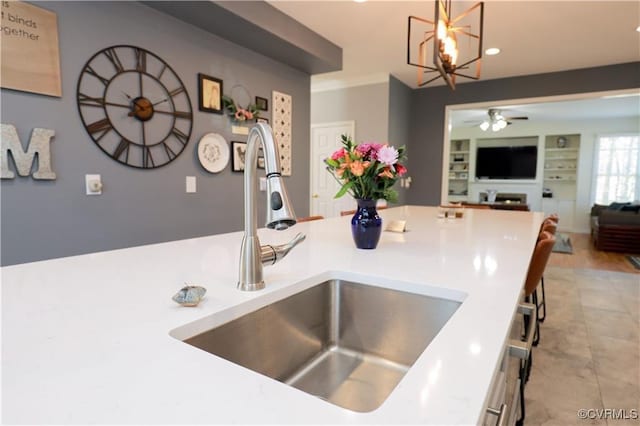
312, 194, 319, 198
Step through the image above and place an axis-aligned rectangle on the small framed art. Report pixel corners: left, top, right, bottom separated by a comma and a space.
231, 141, 247, 172
198, 73, 223, 114
255, 96, 268, 111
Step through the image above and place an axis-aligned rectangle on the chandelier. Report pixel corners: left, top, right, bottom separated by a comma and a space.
480, 109, 508, 132
407, 0, 484, 89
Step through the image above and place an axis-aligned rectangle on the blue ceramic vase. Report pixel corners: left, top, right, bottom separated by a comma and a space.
351, 199, 382, 249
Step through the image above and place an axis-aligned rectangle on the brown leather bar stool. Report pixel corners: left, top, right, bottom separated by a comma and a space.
297, 215, 324, 223
340, 205, 387, 216
523, 230, 556, 345
516, 230, 556, 426
536, 217, 558, 323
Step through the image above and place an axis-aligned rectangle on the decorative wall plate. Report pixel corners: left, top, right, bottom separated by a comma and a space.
197, 133, 230, 173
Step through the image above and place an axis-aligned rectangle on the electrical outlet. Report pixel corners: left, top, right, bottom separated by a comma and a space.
85, 174, 102, 195
186, 176, 196, 193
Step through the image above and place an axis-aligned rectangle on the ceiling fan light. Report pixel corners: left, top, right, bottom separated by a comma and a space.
498, 120, 507, 129
491, 122, 501, 132
485, 47, 501, 55
480, 121, 490, 131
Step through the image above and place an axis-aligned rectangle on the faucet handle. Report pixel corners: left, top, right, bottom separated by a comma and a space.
260, 233, 306, 266
287, 233, 306, 247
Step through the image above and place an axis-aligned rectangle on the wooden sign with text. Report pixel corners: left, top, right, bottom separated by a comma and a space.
0, 1, 62, 97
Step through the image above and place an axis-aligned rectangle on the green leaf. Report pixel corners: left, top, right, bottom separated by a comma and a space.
325, 158, 339, 168
335, 181, 354, 198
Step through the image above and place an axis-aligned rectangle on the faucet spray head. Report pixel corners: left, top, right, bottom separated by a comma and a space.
266, 173, 296, 230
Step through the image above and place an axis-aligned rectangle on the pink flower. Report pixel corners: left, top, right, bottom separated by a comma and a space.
245, 111, 254, 120
396, 164, 407, 176
331, 147, 347, 161
235, 110, 245, 121
377, 146, 398, 166
356, 142, 383, 159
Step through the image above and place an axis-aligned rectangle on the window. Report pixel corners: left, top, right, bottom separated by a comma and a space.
593, 134, 640, 204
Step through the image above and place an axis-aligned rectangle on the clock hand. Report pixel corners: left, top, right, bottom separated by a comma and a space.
122, 91, 133, 100
138, 72, 143, 99
104, 101, 132, 109
152, 98, 168, 106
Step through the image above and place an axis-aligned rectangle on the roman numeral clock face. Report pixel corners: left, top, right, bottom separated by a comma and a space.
76, 45, 193, 169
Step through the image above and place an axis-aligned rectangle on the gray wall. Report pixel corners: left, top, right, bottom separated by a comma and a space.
1, 1, 311, 266
388, 76, 412, 204
408, 62, 640, 206
310, 82, 389, 141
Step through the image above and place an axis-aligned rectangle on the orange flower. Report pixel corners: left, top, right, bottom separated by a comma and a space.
378, 167, 394, 179
350, 160, 365, 177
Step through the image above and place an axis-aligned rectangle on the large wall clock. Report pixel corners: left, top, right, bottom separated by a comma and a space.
76, 45, 193, 169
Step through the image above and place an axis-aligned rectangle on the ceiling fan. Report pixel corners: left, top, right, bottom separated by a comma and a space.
466, 108, 529, 131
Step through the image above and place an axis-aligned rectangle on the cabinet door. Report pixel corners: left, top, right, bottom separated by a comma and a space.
541, 199, 559, 216
557, 200, 575, 232
541, 199, 574, 231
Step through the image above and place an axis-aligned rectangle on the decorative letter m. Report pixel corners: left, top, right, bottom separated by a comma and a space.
1, 124, 56, 180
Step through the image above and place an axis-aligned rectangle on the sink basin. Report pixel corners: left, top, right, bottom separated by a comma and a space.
177, 279, 461, 412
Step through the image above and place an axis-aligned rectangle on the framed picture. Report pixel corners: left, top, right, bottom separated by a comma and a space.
257, 117, 269, 124
231, 141, 247, 172
198, 73, 223, 114
255, 96, 268, 111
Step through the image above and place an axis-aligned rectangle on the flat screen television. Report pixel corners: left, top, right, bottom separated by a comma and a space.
475, 146, 537, 180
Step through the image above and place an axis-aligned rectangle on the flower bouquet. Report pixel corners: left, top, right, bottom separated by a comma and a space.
325, 135, 407, 249
325, 135, 407, 202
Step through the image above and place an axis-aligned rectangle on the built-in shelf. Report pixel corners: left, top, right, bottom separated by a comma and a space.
448, 139, 470, 202
543, 134, 580, 230
545, 147, 579, 152
546, 156, 578, 161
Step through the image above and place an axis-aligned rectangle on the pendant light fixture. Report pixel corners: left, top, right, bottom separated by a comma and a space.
407, 0, 484, 89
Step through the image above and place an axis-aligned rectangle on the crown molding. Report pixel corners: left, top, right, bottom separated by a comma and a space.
311, 73, 390, 93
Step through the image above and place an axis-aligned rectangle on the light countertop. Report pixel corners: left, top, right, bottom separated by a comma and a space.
2, 205, 543, 424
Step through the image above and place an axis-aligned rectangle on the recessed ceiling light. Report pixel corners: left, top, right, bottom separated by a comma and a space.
354, 0, 367, 3
485, 47, 501, 56
636, 25, 640, 32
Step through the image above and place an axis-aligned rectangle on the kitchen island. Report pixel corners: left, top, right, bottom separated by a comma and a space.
2, 206, 543, 424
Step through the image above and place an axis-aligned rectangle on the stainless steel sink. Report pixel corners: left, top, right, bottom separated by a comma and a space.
179, 279, 461, 412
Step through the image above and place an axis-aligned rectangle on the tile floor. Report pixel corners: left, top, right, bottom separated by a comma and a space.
525, 266, 640, 425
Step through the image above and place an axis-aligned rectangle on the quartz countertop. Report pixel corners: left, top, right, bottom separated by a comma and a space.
2, 206, 543, 424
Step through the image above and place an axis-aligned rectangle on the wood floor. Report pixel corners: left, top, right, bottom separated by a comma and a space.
548, 232, 640, 274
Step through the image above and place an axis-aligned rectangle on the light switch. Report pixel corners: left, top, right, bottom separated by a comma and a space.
186, 176, 196, 193
85, 174, 102, 195
259, 177, 267, 191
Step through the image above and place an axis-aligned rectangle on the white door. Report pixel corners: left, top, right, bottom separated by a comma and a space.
310, 121, 356, 218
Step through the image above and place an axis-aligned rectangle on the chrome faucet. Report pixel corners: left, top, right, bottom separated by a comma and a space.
238, 123, 305, 291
